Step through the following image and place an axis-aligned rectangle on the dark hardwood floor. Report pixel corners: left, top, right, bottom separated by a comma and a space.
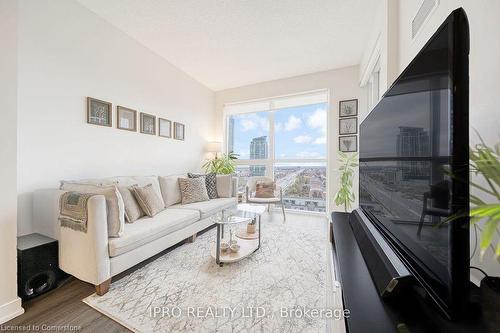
6, 277, 130, 333
6, 229, 209, 333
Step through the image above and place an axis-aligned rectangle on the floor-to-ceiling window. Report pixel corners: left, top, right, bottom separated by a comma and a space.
224, 90, 328, 213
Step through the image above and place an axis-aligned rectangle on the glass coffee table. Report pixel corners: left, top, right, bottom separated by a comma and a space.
210, 204, 266, 267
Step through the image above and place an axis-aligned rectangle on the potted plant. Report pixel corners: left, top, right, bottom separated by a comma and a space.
202, 152, 238, 175
334, 152, 358, 213
247, 219, 257, 234
447, 138, 500, 261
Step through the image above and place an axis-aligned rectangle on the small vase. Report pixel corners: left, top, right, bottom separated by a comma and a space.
247, 224, 256, 234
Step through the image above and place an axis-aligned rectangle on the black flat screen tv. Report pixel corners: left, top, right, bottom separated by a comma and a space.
359, 8, 470, 319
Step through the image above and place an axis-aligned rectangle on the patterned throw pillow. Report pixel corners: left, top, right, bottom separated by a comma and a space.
178, 177, 210, 205
255, 181, 276, 198
131, 184, 165, 217
188, 173, 218, 199
118, 185, 145, 222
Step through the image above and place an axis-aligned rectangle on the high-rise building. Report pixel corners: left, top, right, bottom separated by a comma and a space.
227, 117, 235, 153
249, 136, 268, 176
396, 127, 430, 179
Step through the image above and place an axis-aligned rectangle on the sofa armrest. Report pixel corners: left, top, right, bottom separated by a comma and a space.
59, 194, 111, 285
231, 176, 239, 197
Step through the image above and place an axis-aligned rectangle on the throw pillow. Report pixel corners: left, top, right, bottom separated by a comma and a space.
178, 177, 210, 205
118, 185, 145, 222
188, 173, 218, 199
60, 183, 125, 237
158, 174, 184, 207
131, 184, 165, 217
255, 181, 276, 198
216, 174, 233, 198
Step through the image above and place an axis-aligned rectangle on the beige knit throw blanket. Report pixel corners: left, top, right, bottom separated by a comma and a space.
59, 191, 94, 232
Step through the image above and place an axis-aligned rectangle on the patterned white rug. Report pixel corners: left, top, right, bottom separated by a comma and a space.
84, 214, 332, 332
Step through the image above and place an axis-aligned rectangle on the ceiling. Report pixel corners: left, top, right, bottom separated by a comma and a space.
78, 0, 379, 91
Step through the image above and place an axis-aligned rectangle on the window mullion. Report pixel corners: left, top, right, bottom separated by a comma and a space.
268, 102, 276, 179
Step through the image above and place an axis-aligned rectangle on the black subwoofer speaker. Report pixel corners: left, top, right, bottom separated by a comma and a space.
17, 233, 66, 300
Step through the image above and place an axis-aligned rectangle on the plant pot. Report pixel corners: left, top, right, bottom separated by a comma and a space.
247, 224, 256, 234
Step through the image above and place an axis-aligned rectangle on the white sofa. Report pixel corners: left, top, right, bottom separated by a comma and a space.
33, 174, 238, 295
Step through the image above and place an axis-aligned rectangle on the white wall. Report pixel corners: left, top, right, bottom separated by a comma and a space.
17, 0, 216, 235
215, 66, 365, 212
359, 0, 399, 93
0, 0, 24, 324
361, 0, 500, 282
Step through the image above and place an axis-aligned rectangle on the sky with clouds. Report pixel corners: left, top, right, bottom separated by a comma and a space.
230, 103, 327, 160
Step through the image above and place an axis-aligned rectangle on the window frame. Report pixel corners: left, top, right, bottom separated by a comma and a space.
223, 90, 329, 213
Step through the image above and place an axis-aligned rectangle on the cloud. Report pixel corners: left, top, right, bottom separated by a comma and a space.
295, 151, 322, 158
238, 114, 269, 132
293, 135, 312, 143
275, 122, 283, 132
240, 119, 256, 132
313, 137, 326, 145
307, 108, 327, 134
285, 115, 302, 131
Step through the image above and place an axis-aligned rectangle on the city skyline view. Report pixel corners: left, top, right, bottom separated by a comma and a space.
228, 102, 327, 160
228, 102, 328, 212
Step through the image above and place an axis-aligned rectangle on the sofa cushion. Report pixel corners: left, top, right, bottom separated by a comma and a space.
216, 175, 233, 198
159, 174, 185, 207
118, 186, 145, 223
110, 176, 165, 208
59, 179, 117, 188
108, 208, 199, 257
132, 184, 165, 217
60, 183, 125, 237
188, 173, 218, 199
172, 197, 237, 219
178, 177, 210, 205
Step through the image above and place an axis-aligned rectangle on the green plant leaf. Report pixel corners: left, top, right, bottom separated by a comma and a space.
480, 219, 498, 259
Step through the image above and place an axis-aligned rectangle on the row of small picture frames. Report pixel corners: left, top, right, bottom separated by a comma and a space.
338, 99, 358, 152
86, 97, 185, 140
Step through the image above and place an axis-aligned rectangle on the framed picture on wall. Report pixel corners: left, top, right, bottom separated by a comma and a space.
87, 97, 112, 127
117, 106, 137, 131
140, 112, 156, 135
339, 99, 358, 117
159, 118, 172, 138
339, 117, 358, 135
339, 135, 357, 152
173, 122, 185, 140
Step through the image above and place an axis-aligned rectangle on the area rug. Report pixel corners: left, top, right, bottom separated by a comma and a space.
84, 215, 331, 332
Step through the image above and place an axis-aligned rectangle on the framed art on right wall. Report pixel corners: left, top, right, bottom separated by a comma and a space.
339, 135, 357, 152
339, 99, 358, 118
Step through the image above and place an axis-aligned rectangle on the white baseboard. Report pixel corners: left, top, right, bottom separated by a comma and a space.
0, 297, 24, 324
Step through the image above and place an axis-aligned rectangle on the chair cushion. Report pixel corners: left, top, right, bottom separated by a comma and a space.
108, 208, 199, 257
247, 197, 281, 203
255, 181, 276, 198
172, 197, 237, 219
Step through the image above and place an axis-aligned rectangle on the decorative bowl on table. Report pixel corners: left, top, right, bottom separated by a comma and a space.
230, 244, 240, 253
220, 242, 229, 252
